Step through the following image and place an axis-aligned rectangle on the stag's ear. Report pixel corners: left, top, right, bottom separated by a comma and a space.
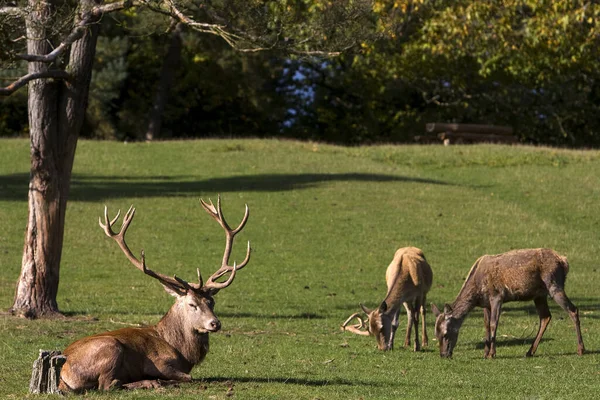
443, 303, 453, 316
161, 283, 186, 297
431, 303, 441, 317
378, 301, 388, 313
360, 303, 372, 315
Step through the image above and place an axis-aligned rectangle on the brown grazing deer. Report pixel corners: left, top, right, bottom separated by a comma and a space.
432, 248, 585, 358
58, 196, 250, 392
342, 247, 433, 351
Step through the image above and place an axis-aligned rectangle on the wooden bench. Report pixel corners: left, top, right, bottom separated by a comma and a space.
416, 123, 517, 145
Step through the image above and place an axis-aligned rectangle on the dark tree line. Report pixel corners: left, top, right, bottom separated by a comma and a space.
3, 1, 598, 147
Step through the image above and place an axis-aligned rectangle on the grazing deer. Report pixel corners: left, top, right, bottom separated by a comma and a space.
432, 248, 585, 358
58, 196, 250, 392
342, 247, 433, 351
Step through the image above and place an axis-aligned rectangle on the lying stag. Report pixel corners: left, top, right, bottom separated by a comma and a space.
58, 196, 250, 392
342, 247, 433, 351
432, 248, 585, 358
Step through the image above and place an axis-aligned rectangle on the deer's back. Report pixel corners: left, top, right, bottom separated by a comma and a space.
384, 247, 433, 304
472, 248, 569, 302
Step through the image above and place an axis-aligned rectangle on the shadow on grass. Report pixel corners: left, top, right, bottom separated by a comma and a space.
473, 337, 553, 350
60, 310, 326, 320
197, 376, 380, 387
0, 172, 451, 202
218, 312, 324, 320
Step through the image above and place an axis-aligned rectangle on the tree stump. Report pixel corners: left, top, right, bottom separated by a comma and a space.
29, 350, 66, 394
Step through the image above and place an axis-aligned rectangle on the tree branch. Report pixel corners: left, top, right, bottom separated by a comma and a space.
0, 70, 71, 95
164, 0, 227, 33
17, 0, 141, 63
0, 6, 25, 16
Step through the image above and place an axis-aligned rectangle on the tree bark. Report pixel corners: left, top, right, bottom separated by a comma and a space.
29, 350, 65, 394
10, 0, 102, 319
145, 22, 183, 141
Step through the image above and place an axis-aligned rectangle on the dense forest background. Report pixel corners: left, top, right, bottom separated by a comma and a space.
1, 1, 598, 146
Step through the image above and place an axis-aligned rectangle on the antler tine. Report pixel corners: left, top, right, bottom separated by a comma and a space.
99, 206, 190, 295
199, 196, 250, 293
99, 206, 122, 236
205, 263, 238, 291
341, 313, 370, 336
232, 203, 250, 235
342, 312, 364, 329
207, 241, 251, 282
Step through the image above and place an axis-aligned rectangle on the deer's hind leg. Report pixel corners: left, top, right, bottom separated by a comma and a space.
412, 296, 424, 351
420, 293, 428, 347
526, 296, 552, 357
402, 302, 413, 348
60, 337, 125, 392
549, 287, 585, 355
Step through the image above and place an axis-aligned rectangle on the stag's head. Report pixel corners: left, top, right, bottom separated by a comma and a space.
162, 285, 220, 333
99, 195, 250, 335
341, 303, 394, 351
432, 303, 460, 358
361, 302, 395, 350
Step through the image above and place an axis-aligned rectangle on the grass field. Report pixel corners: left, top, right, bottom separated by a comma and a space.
1, 138, 599, 399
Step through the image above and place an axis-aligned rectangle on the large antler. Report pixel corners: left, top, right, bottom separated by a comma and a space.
341, 312, 371, 336
199, 195, 251, 294
99, 206, 201, 295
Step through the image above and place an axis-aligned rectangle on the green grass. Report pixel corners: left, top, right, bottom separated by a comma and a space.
1, 138, 600, 399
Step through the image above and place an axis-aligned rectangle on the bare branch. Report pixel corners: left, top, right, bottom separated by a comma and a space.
17, 0, 141, 63
164, 0, 226, 32
91, 0, 138, 15
0, 6, 25, 17
0, 70, 70, 95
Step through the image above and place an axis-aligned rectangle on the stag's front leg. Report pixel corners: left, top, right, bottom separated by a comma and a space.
389, 309, 401, 350
123, 378, 188, 390
487, 300, 502, 359
483, 307, 491, 358
123, 370, 192, 390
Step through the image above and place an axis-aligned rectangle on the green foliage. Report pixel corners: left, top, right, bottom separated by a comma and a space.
404, 0, 600, 146
84, 36, 130, 139
0, 86, 28, 137
285, 0, 600, 146
2, 139, 600, 398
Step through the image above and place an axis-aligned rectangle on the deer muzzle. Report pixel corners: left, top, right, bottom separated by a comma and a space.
197, 318, 221, 333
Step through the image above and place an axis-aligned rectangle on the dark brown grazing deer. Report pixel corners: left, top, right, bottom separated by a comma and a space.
342, 247, 433, 351
432, 248, 585, 358
58, 196, 250, 392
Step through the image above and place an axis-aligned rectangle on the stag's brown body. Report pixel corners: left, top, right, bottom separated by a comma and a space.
59, 197, 250, 392
344, 247, 433, 351
432, 248, 585, 358
60, 308, 209, 391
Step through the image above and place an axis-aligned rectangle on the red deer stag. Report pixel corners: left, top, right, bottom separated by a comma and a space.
432, 248, 585, 358
58, 196, 250, 392
342, 247, 433, 351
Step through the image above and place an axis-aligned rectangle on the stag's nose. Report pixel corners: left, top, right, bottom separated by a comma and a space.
209, 319, 221, 332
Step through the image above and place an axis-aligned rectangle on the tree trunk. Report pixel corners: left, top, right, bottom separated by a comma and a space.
10, 0, 102, 319
29, 350, 65, 394
145, 22, 183, 141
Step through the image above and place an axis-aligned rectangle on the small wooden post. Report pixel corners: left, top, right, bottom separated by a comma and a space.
29, 350, 66, 394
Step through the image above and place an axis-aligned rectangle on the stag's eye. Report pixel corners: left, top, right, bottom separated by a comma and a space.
189, 304, 198, 310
